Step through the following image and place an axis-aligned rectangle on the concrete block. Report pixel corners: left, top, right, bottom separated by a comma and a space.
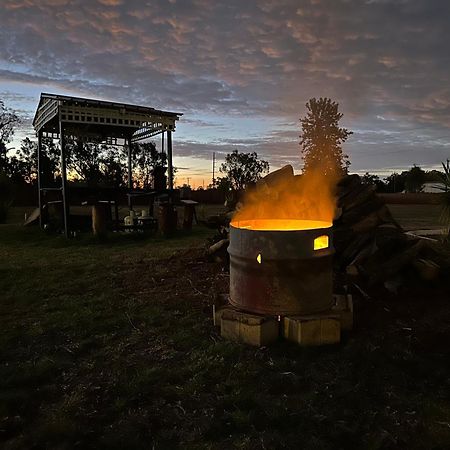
213, 304, 234, 327
331, 294, 353, 331
283, 314, 341, 346
220, 309, 279, 346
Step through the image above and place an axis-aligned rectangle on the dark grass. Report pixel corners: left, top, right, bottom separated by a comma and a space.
1, 220, 450, 449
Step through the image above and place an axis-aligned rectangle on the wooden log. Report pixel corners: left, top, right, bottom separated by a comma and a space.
159, 203, 177, 237
373, 224, 407, 249
336, 175, 364, 203
365, 240, 426, 286
351, 205, 393, 233
182, 204, 195, 230
92, 204, 108, 237
346, 265, 359, 276
348, 238, 378, 267
339, 183, 377, 211
334, 206, 343, 221
257, 165, 294, 189
332, 225, 357, 254
336, 233, 374, 268
351, 211, 383, 233
337, 174, 361, 191
412, 258, 440, 281
340, 196, 385, 225
208, 239, 229, 255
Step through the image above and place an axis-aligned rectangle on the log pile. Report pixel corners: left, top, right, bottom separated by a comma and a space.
333, 174, 445, 291
206, 166, 448, 291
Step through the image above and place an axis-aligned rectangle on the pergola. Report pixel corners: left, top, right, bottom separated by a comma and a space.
33, 93, 182, 237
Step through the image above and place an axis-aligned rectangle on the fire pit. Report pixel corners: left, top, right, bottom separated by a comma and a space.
228, 219, 334, 316
214, 165, 353, 346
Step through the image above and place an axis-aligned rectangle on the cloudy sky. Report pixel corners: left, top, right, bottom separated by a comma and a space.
1, 0, 449, 186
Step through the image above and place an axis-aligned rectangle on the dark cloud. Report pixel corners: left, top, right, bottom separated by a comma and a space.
1, 0, 449, 173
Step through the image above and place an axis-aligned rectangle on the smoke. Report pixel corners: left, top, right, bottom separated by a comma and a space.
232, 163, 339, 226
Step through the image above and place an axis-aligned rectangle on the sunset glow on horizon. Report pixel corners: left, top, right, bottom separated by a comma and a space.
1, 0, 449, 186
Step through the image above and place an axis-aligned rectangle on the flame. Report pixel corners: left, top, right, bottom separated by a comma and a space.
232, 165, 339, 230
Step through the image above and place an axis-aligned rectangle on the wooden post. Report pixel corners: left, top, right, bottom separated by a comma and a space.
37, 129, 44, 229
167, 130, 173, 191
59, 119, 69, 237
127, 136, 132, 210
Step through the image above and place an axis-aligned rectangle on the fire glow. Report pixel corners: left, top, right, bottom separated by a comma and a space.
231, 219, 332, 231
231, 166, 339, 232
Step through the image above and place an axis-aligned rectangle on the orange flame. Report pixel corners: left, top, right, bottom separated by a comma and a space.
232, 165, 339, 230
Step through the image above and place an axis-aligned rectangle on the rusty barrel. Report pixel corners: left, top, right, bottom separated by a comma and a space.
228, 219, 334, 316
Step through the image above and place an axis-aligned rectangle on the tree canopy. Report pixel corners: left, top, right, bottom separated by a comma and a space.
300, 97, 352, 176
0, 100, 20, 146
219, 149, 269, 191
132, 142, 167, 189
0, 100, 21, 175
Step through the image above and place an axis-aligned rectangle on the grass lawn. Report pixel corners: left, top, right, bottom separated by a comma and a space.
1, 211, 450, 449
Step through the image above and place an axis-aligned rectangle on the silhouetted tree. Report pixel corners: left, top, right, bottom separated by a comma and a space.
0, 100, 20, 145
66, 139, 106, 185
384, 172, 404, 193
361, 172, 386, 192
300, 97, 352, 175
15, 137, 37, 183
0, 100, 20, 174
101, 153, 126, 188
132, 142, 167, 189
404, 165, 425, 193
215, 176, 232, 192
219, 150, 269, 191
40, 138, 61, 186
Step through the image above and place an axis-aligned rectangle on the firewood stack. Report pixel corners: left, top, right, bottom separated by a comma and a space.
334, 174, 445, 290
206, 167, 447, 291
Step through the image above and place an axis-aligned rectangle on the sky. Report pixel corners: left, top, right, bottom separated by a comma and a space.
1, 0, 450, 187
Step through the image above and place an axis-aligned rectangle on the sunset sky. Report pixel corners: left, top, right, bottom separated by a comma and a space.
1, 0, 449, 187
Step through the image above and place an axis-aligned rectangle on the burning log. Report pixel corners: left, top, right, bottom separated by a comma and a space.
255, 164, 294, 191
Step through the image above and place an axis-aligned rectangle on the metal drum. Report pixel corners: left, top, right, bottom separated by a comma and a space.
228, 219, 334, 316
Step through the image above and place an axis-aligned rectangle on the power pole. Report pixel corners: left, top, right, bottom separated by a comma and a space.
212, 152, 216, 187
187, 177, 190, 187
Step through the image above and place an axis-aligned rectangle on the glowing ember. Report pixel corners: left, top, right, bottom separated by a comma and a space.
231, 219, 332, 231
